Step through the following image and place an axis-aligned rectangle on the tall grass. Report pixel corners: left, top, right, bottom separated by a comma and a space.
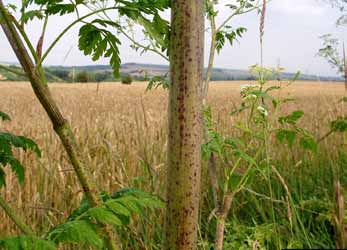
0, 81, 345, 249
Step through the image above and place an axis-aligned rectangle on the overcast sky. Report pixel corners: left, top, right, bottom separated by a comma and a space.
0, 0, 346, 77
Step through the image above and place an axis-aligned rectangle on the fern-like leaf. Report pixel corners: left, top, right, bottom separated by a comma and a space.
0, 132, 41, 187
87, 206, 123, 227
48, 220, 103, 248
46, 3, 75, 15
0, 236, 57, 250
47, 188, 164, 248
21, 10, 44, 24
78, 23, 121, 78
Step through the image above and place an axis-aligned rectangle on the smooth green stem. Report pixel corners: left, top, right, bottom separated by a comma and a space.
216, 3, 263, 32
343, 42, 346, 91
37, 6, 120, 68
12, 18, 39, 63
318, 130, 334, 142
119, 28, 169, 61
0, 194, 35, 235
41, 15, 49, 42
0, 64, 26, 77
203, 2, 216, 104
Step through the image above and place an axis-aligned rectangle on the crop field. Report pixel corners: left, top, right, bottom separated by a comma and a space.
0, 81, 346, 249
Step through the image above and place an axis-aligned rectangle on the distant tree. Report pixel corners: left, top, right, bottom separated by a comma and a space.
50, 70, 70, 82
95, 72, 108, 93
121, 75, 133, 85
323, 0, 347, 25
318, 35, 347, 90
318, 0, 347, 89
76, 71, 90, 83
95, 72, 108, 83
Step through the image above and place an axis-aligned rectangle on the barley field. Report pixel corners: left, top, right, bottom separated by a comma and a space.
0, 81, 346, 249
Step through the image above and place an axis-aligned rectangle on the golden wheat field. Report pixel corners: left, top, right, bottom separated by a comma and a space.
0, 81, 345, 236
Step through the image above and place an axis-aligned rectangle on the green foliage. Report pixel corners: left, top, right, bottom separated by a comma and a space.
95, 72, 108, 83
121, 75, 133, 85
216, 27, 247, 53
300, 136, 318, 153
78, 22, 121, 78
331, 117, 347, 132
276, 110, 318, 152
146, 75, 170, 91
0, 111, 11, 121
200, 64, 342, 249
18, 0, 84, 26
117, 0, 170, 53
203, 105, 256, 198
20, 10, 44, 24
276, 129, 297, 147
0, 236, 57, 250
76, 0, 170, 77
48, 220, 103, 248
22, 0, 84, 17
47, 69, 71, 82
48, 188, 164, 248
202, 64, 331, 249
278, 110, 304, 125
45, 3, 76, 16
206, 0, 261, 55
13, 0, 170, 79
0, 112, 41, 188
75, 71, 90, 83
0, 187, 163, 249
318, 34, 344, 74
276, 115, 318, 153
223, 222, 277, 250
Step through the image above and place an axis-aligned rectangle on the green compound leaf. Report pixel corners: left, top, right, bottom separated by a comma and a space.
0, 111, 11, 121
0, 131, 41, 188
276, 129, 297, 147
0, 236, 57, 250
331, 117, 347, 132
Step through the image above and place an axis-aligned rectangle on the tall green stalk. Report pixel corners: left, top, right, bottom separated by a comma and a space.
343, 42, 346, 91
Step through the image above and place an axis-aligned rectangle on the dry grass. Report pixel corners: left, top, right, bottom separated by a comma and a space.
0, 81, 345, 236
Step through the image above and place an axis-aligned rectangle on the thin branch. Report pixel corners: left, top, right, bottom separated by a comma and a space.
11, 16, 39, 63
217, 4, 261, 32
204, 2, 217, 102
0, 194, 35, 235
37, 6, 121, 67
0, 64, 26, 77
37, 15, 49, 59
120, 28, 169, 61
318, 129, 334, 142
344, 42, 346, 75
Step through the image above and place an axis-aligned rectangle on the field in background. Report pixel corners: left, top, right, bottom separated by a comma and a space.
0, 81, 346, 248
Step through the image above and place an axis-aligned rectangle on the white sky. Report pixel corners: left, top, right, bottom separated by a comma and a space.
0, 0, 346, 77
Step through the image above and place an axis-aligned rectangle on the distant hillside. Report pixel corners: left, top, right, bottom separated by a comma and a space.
0, 62, 343, 82
49, 63, 341, 81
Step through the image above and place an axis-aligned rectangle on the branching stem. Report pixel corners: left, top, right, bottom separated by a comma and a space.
0, 194, 35, 236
